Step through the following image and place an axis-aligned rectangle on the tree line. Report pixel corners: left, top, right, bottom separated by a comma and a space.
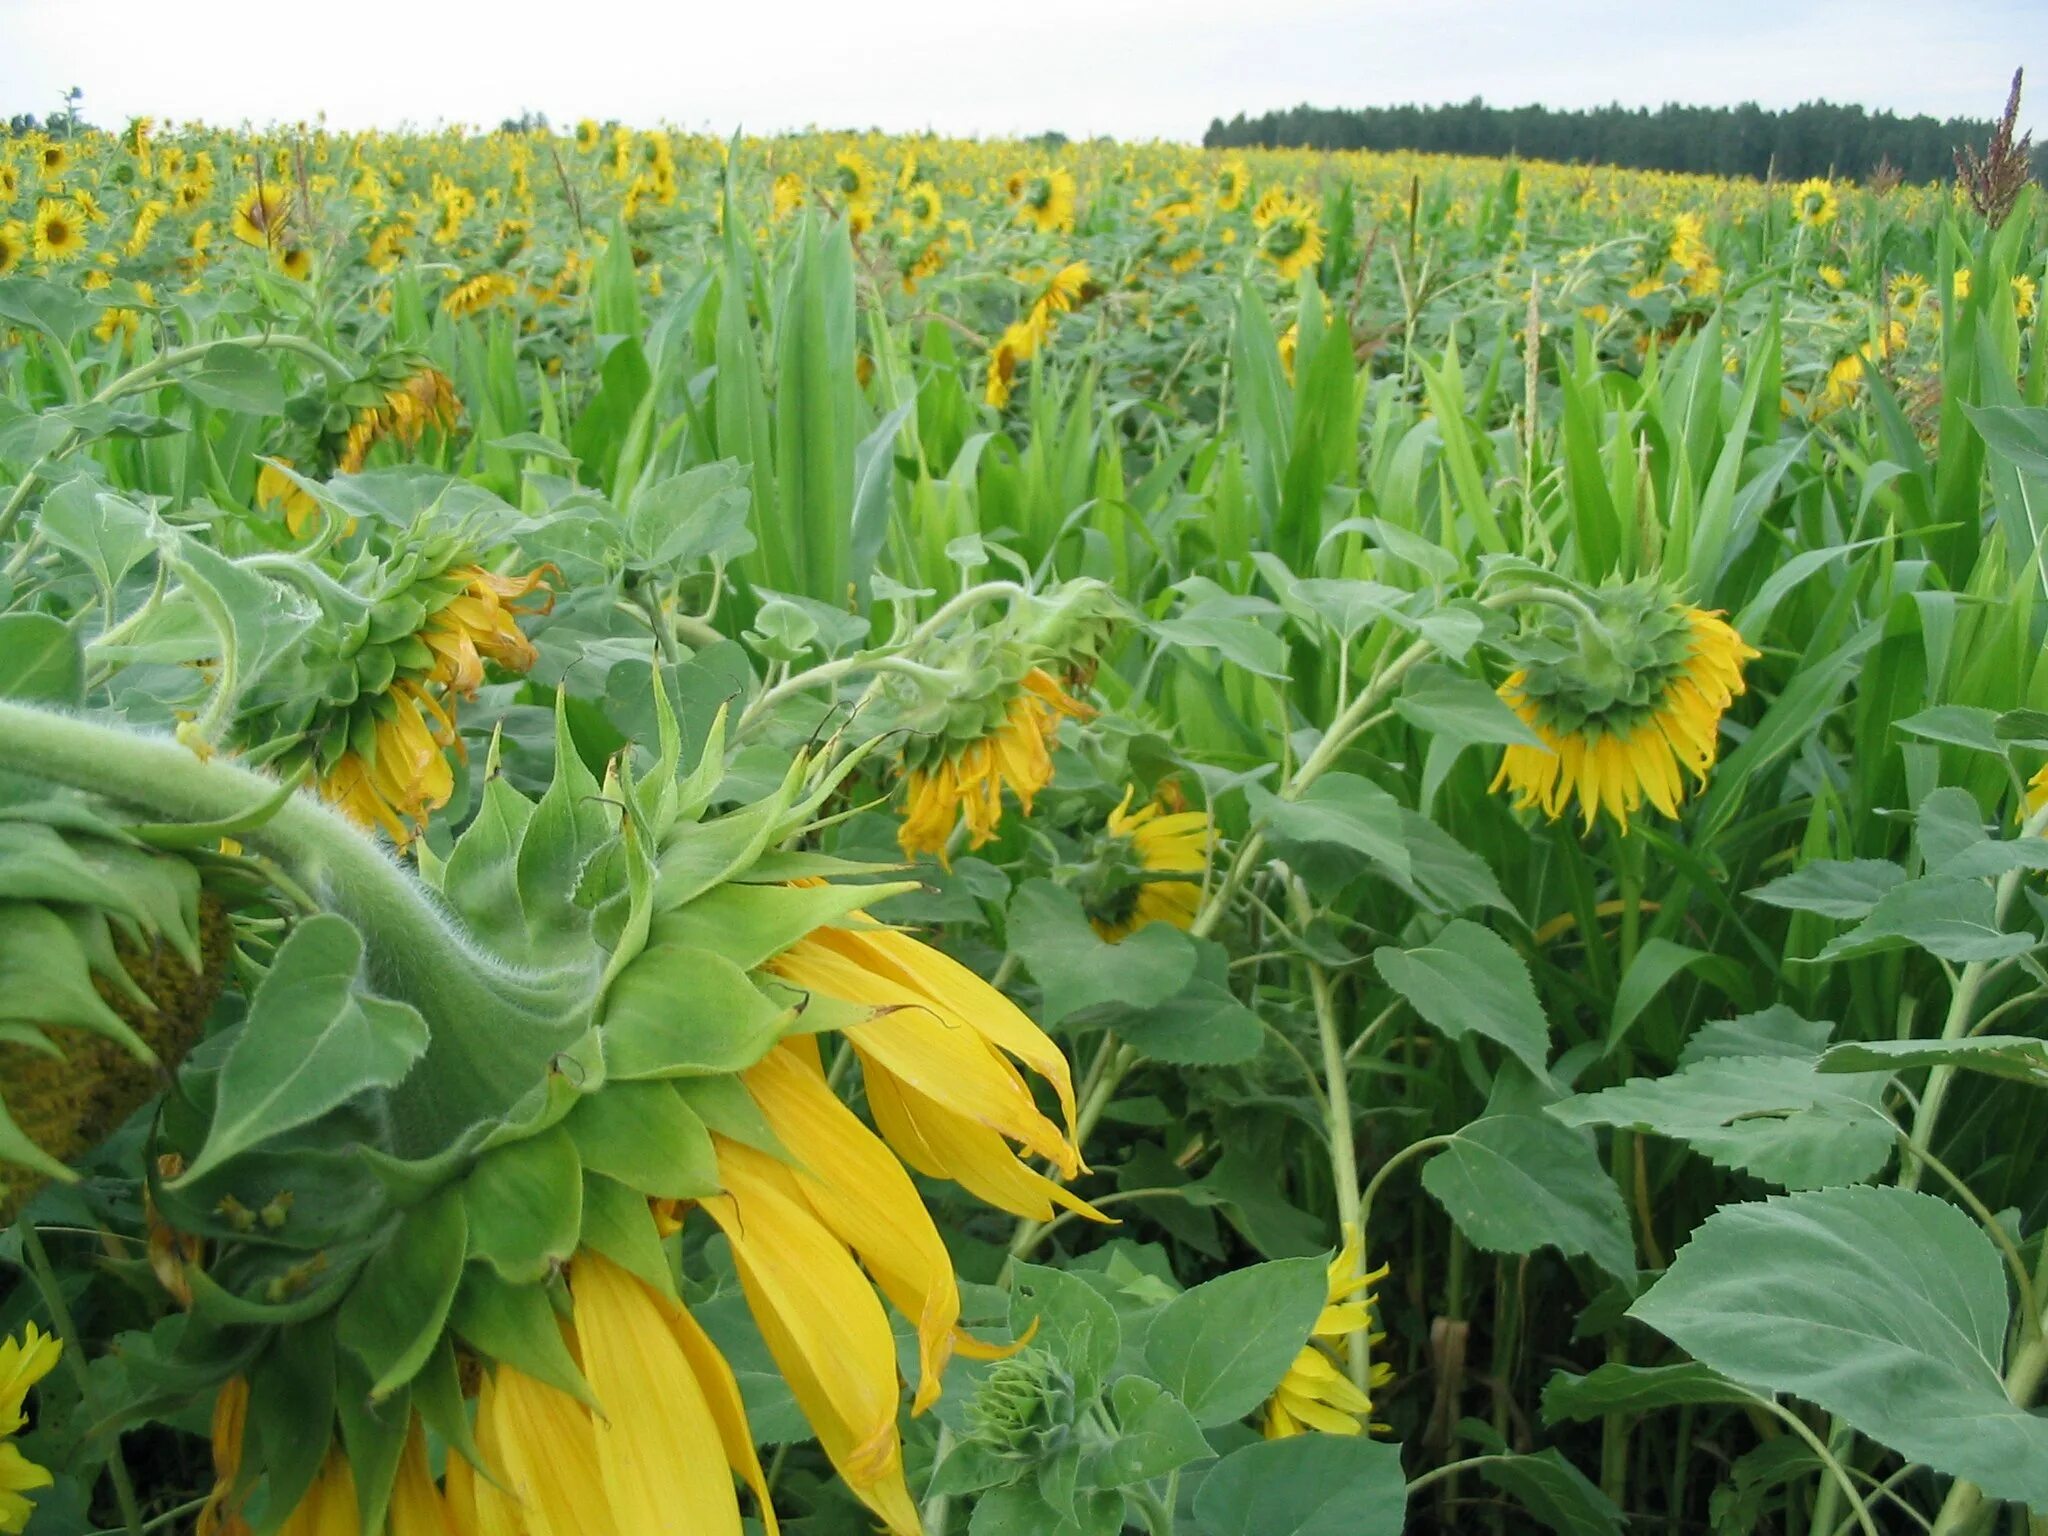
1203, 97, 2048, 185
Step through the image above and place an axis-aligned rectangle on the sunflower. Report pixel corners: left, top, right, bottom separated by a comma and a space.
1953, 267, 1972, 302
230, 182, 291, 249
575, 118, 601, 152
1889, 271, 1930, 318
0, 223, 25, 278
1252, 190, 1323, 282
319, 679, 459, 846
1026, 259, 1090, 341
35, 141, 67, 181
418, 564, 551, 694
1818, 263, 1846, 290
764, 910, 1104, 1229
1263, 1229, 1393, 1438
985, 321, 1032, 409
31, 200, 87, 264
771, 171, 806, 221
831, 150, 878, 210
337, 365, 460, 474
273, 244, 312, 282
897, 666, 1091, 857
2017, 273, 2040, 322
1087, 786, 1212, 940
1009, 165, 1077, 233
0, 1325, 61, 1535
1491, 584, 1759, 834
1214, 155, 1250, 211
93, 306, 140, 349
1791, 177, 1838, 228
366, 222, 410, 273
0, 164, 17, 204
903, 178, 943, 228
441, 270, 517, 318
254, 459, 324, 539
124, 197, 168, 257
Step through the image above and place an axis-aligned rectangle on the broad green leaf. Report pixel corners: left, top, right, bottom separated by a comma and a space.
1079, 1377, 1212, 1488
625, 459, 754, 569
1105, 940, 1263, 1065
0, 615, 82, 705
1007, 879, 1198, 1025
1552, 1022, 1894, 1188
1813, 875, 2034, 964
1894, 705, 2004, 755
181, 342, 286, 414
179, 915, 429, 1184
1421, 1114, 1635, 1281
968, 1484, 1122, 1536
1011, 1263, 1121, 1402
1394, 663, 1543, 746
1540, 1361, 1754, 1425
1374, 920, 1549, 1076
1247, 773, 1409, 878
1815, 1035, 2048, 1089
1630, 1186, 2048, 1508
1142, 1256, 1327, 1427
36, 480, 153, 595
1747, 858, 1906, 920
1470, 1442, 1623, 1536
1192, 1433, 1407, 1536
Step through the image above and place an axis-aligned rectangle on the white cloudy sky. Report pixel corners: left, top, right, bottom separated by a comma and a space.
1, 0, 2040, 141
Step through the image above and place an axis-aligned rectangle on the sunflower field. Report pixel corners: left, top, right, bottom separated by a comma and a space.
0, 106, 2044, 1536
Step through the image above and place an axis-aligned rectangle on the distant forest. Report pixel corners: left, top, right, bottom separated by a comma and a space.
1203, 98, 2048, 185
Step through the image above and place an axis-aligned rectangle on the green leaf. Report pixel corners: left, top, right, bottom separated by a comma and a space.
1394, 664, 1543, 746
1142, 1255, 1327, 1427
249, 1317, 337, 1532
1895, 705, 2004, 755
625, 459, 754, 569
1420, 1114, 1635, 1281
1540, 1362, 1753, 1425
1192, 1434, 1407, 1536
1374, 920, 1549, 1076
335, 1366, 410, 1536
0, 615, 82, 705
1747, 859, 1906, 920
969, 1484, 1122, 1536
1629, 1186, 2048, 1508
1247, 773, 1409, 879
463, 1127, 583, 1285
36, 479, 153, 595
336, 1189, 467, 1400
1010, 1263, 1121, 1401
1079, 1377, 1212, 1488
1609, 938, 1743, 1049
1007, 879, 1197, 1026
1813, 875, 2035, 964
1557, 1011, 1894, 1187
1107, 940, 1264, 1065
180, 342, 286, 415
1814, 1035, 2048, 1090
565, 1080, 719, 1200
178, 915, 429, 1184
600, 946, 789, 1078
1153, 613, 1291, 679
1469, 1441, 1623, 1536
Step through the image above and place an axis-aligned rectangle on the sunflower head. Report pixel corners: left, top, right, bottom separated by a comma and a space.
31, 199, 87, 265
230, 182, 292, 249
965, 1347, 1078, 1463
1792, 177, 1838, 228
1080, 786, 1212, 941
1255, 194, 1323, 282
1491, 579, 1759, 833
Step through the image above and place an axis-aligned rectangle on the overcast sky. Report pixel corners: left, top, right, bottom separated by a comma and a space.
1, 0, 2040, 143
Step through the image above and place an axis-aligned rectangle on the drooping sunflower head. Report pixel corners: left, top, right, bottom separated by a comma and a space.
1081, 785, 1213, 941
1491, 579, 1760, 834
1792, 177, 1838, 229
31, 199, 86, 265
1263, 1227, 1393, 1439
